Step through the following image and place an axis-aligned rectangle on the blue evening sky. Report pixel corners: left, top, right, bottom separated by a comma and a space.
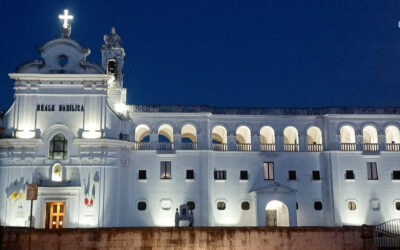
1, 1, 400, 110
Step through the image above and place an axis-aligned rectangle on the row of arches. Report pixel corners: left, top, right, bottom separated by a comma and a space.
135, 124, 323, 145
340, 125, 400, 144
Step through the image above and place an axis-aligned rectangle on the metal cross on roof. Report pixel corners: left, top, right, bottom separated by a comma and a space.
59, 9, 73, 29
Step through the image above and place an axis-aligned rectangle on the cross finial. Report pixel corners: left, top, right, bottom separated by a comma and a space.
59, 9, 73, 29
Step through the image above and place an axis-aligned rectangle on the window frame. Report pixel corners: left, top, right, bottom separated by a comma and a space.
241, 201, 250, 210
367, 162, 378, 180
214, 170, 227, 180
160, 161, 172, 179
49, 133, 68, 160
312, 171, 321, 181
217, 201, 226, 210
393, 171, 400, 180
288, 170, 296, 180
314, 201, 323, 210
240, 170, 248, 180
186, 169, 194, 180
345, 170, 355, 180
138, 170, 147, 180
347, 201, 357, 211
264, 162, 274, 180
137, 201, 147, 211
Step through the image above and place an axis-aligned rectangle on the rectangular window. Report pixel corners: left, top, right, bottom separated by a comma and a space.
264, 162, 274, 180
345, 170, 355, 180
160, 161, 171, 179
186, 170, 194, 180
288, 170, 296, 180
240, 170, 248, 180
214, 170, 226, 180
138, 170, 147, 180
393, 171, 400, 180
367, 162, 378, 180
312, 171, 320, 180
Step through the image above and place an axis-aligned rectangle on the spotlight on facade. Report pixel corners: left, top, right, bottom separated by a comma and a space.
16, 129, 35, 139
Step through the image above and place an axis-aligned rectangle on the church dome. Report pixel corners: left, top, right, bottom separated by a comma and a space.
103, 27, 122, 48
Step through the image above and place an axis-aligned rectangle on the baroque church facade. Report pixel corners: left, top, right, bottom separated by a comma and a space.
1, 13, 400, 229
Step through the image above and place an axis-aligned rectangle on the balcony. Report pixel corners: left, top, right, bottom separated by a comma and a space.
363, 143, 379, 152
236, 143, 251, 151
158, 142, 174, 150
308, 144, 323, 152
181, 142, 197, 150
284, 144, 299, 152
133, 142, 150, 150
386, 143, 400, 151
260, 143, 275, 152
212, 143, 228, 151
341, 143, 356, 151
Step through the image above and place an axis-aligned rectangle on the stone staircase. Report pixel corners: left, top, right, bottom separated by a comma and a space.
375, 219, 400, 249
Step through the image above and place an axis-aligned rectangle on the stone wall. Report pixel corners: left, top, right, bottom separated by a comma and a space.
0, 226, 376, 250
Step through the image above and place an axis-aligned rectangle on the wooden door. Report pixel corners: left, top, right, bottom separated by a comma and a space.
45, 202, 65, 229
266, 210, 277, 226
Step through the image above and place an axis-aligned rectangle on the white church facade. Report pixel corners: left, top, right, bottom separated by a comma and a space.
1, 11, 400, 229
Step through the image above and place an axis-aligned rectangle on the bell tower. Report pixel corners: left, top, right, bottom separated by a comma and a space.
102, 27, 127, 114
102, 27, 125, 86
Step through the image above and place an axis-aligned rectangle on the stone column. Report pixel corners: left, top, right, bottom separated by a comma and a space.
356, 133, 363, 151
252, 134, 260, 151
275, 133, 284, 152
227, 134, 236, 151
150, 134, 158, 150
173, 133, 181, 150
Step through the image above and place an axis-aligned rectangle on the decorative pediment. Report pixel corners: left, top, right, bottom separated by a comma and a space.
251, 182, 297, 193
16, 38, 104, 74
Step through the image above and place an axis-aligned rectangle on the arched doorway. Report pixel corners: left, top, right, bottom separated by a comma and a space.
265, 200, 289, 227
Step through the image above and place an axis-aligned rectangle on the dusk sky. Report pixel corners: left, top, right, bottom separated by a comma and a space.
1, 1, 400, 110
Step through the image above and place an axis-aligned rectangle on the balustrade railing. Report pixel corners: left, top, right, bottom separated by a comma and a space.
260, 143, 275, 152
386, 143, 400, 151
236, 143, 251, 151
341, 143, 356, 151
284, 144, 299, 152
181, 142, 198, 150
212, 143, 228, 151
308, 144, 323, 152
158, 142, 174, 150
133, 142, 150, 150
363, 143, 379, 152
375, 219, 400, 249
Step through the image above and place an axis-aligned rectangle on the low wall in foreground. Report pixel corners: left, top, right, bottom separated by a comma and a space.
0, 226, 376, 250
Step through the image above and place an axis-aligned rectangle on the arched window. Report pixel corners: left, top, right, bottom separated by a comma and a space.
260, 126, 275, 151
363, 126, 378, 151
340, 126, 356, 151
236, 126, 251, 151
134, 124, 150, 150
307, 126, 323, 152
49, 133, 68, 160
135, 124, 150, 142
385, 126, 400, 151
52, 163, 62, 182
107, 59, 116, 75
283, 126, 299, 152
158, 124, 173, 150
181, 124, 197, 150
212, 126, 228, 151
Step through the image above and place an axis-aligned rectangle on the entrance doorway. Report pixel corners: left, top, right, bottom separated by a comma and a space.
45, 201, 65, 229
265, 200, 289, 227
